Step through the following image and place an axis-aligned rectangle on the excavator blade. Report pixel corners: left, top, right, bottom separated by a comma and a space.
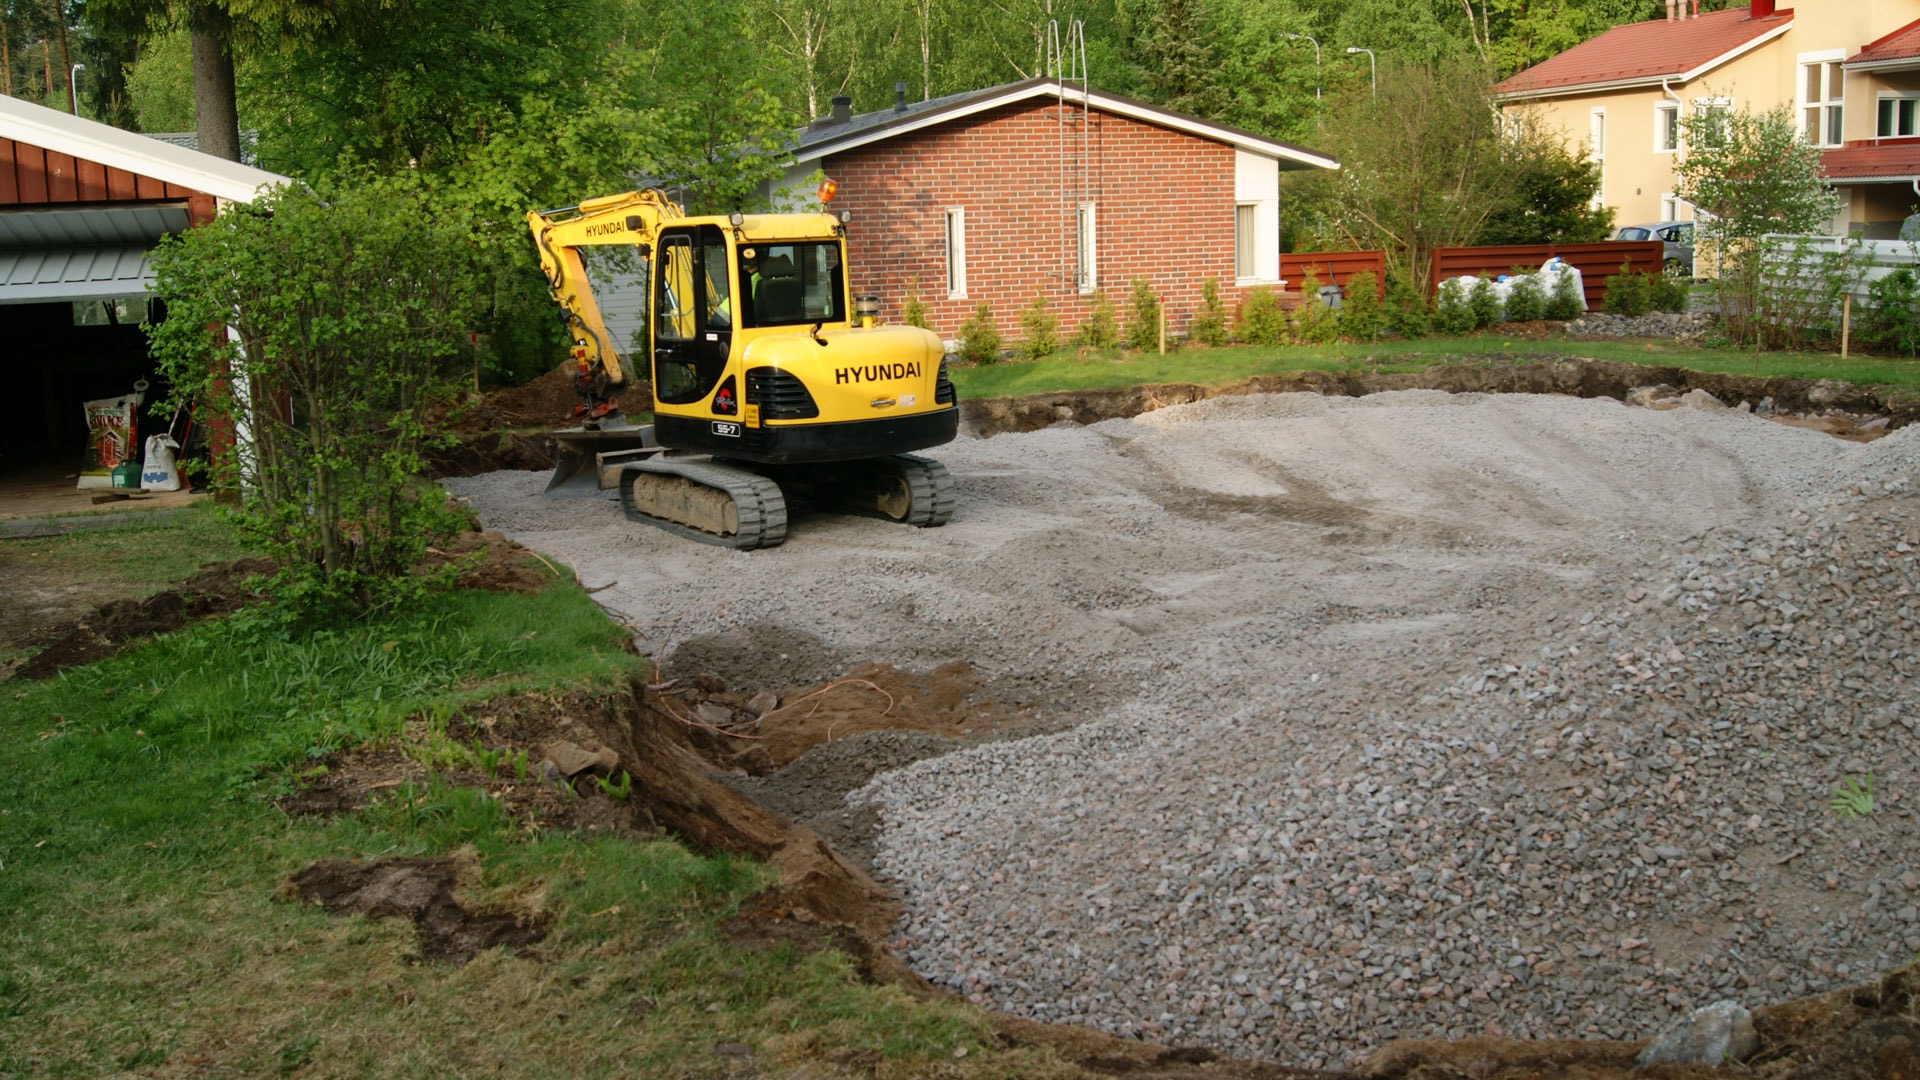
545, 422, 660, 498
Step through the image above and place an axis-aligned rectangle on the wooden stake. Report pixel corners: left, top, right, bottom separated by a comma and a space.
1841, 293, 1851, 358
1158, 303, 1166, 355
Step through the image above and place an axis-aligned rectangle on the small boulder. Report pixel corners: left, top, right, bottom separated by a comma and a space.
1635, 1000, 1758, 1068
1626, 385, 1680, 409
695, 702, 734, 727
1680, 388, 1727, 411
541, 740, 619, 778
746, 691, 780, 718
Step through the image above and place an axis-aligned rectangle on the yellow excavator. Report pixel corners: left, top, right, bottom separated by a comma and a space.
527, 190, 958, 549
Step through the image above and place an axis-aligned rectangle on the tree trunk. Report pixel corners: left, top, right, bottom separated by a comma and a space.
190, 3, 241, 161
3, 24, 12, 98
51, 0, 72, 113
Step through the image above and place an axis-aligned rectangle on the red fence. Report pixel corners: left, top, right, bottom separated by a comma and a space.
1280, 250, 1387, 299
1429, 241, 1666, 309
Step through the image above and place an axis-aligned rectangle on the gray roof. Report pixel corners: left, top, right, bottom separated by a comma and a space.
791, 78, 1337, 171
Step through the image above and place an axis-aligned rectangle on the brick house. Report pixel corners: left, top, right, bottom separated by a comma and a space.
776, 79, 1337, 344
1493, 0, 1920, 239
0, 92, 287, 478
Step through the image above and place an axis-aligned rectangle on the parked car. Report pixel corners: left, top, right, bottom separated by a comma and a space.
1612, 221, 1694, 277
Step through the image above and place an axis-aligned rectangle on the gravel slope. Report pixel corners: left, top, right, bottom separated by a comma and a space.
446, 391, 1919, 1067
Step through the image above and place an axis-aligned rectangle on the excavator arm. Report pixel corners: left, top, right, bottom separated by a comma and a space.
526, 190, 684, 420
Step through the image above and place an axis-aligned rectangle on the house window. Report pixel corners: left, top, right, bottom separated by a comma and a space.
1588, 108, 1606, 210
1800, 57, 1844, 146
1655, 102, 1680, 153
1693, 97, 1731, 148
1879, 95, 1920, 138
1075, 202, 1097, 293
1234, 204, 1257, 281
944, 207, 966, 299
1660, 192, 1682, 222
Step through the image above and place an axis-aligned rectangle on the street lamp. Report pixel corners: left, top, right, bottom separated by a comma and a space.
68, 63, 85, 116
1283, 33, 1320, 102
1346, 47, 1375, 97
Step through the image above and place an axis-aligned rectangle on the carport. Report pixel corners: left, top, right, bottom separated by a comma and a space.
0, 94, 286, 496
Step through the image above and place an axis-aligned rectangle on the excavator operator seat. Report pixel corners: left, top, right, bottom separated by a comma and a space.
754, 253, 803, 326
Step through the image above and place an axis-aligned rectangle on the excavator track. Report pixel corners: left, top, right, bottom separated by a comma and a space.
617, 459, 789, 550
769, 453, 954, 528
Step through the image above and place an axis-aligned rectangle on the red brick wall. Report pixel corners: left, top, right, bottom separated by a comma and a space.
826, 100, 1257, 346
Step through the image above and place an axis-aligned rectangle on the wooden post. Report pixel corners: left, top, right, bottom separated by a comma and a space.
1158, 303, 1166, 354
1841, 293, 1851, 358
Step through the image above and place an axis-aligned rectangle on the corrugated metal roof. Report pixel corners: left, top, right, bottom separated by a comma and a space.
1494, 9, 1792, 98
0, 94, 288, 203
0, 245, 155, 304
0, 205, 192, 246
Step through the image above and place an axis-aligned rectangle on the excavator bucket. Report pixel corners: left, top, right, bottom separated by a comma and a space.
545, 423, 661, 497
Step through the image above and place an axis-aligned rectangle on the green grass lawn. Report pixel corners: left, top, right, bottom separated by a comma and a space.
0, 519, 1059, 1079
946, 334, 1920, 400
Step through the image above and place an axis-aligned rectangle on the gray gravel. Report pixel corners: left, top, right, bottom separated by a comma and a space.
446, 391, 1920, 1068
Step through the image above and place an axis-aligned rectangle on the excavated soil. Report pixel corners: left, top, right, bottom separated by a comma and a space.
282, 848, 549, 963
9, 556, 273, 680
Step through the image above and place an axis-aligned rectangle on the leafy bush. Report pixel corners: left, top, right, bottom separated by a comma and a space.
1504, 270, 1546, 322
1338, 271, 1383, 341
1015, 290, 1058, 361
956, 302, 1002, 363
149, 179, 479, 620
1468, 278, 1502, 329
1125, 278, 1161, 351
1189, 277, 1228, 346
1384, 271, 1430, 338
1545, 267, 1584, 320
901, 276, 930, 330
1863, 267, 1920, 357
1079, 290, 1119, 349
1292, 271, 1340, 344
1602, 262, 1653, 316
1433, 277, 1476, 335
1649, 270, 1690, 314
1235, 286, 1288, 346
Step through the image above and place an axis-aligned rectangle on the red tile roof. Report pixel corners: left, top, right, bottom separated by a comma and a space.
1494, 8, 1792, 97
1849, 16, 1920, 65
1821, 139, 1920, 181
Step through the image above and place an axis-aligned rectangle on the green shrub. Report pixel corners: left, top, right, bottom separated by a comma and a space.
1189, 277, 1228, 346
1015, 290, 1058, 361
1433, 277, 1476, 335
1602, 262, 1653, 316
1648, 270, 1690, 313
1125, 278, 1161, 351
1504, 270, 1546, 322
1292, 271, 1340, 344
1545, 266, 1584, 320
1079, 289, 1118, 349
1235, 286, 1288, 345
1338, 271, 1384, 342
149, 179, 478, 621
1864, 267, 1920, 357
1384, 271, 1431, 338
1468, 278, 1502, 329
902, 276, 930, 329
956, 302, 1002, 363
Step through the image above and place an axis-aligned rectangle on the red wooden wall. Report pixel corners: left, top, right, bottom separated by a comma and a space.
0, 137, 200, 206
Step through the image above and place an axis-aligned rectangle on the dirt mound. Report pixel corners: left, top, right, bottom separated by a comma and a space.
11, 556, 273, 680
423, 529, 558, 593
283, 849, 548, 963
424, 430, 557, 479
959, 356, 1916, 436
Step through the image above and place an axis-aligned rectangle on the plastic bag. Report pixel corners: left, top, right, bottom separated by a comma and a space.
141, 435, 182, 492
79, 395, 138, 489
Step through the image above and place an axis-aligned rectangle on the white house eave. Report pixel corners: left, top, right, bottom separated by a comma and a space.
1844, 56, 1920, 73
0, 93, 289, 203
1495, 19, 1793, 104
793, 82, 1337, 171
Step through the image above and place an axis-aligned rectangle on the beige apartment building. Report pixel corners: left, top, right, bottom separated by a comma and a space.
1494, 0, 1920, 239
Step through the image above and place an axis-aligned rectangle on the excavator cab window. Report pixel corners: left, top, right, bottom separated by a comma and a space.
738, 241, 845, 328
653, 225, 733, 406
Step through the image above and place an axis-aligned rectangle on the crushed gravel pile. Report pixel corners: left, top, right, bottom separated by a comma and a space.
445, 391, 1919, 1069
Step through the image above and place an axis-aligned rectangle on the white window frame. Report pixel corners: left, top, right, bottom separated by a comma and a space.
944, 207, 966, 300
1659, 192, 1683, 221
1691, 96, 1733, 151
1588, 107, 1606, 210
1877, 92, 1920, 139
1654, 101, 1680, 154
1234, 203, 1258, 283
1797, 49, 1846, 148
1075, 201, 1097, 294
